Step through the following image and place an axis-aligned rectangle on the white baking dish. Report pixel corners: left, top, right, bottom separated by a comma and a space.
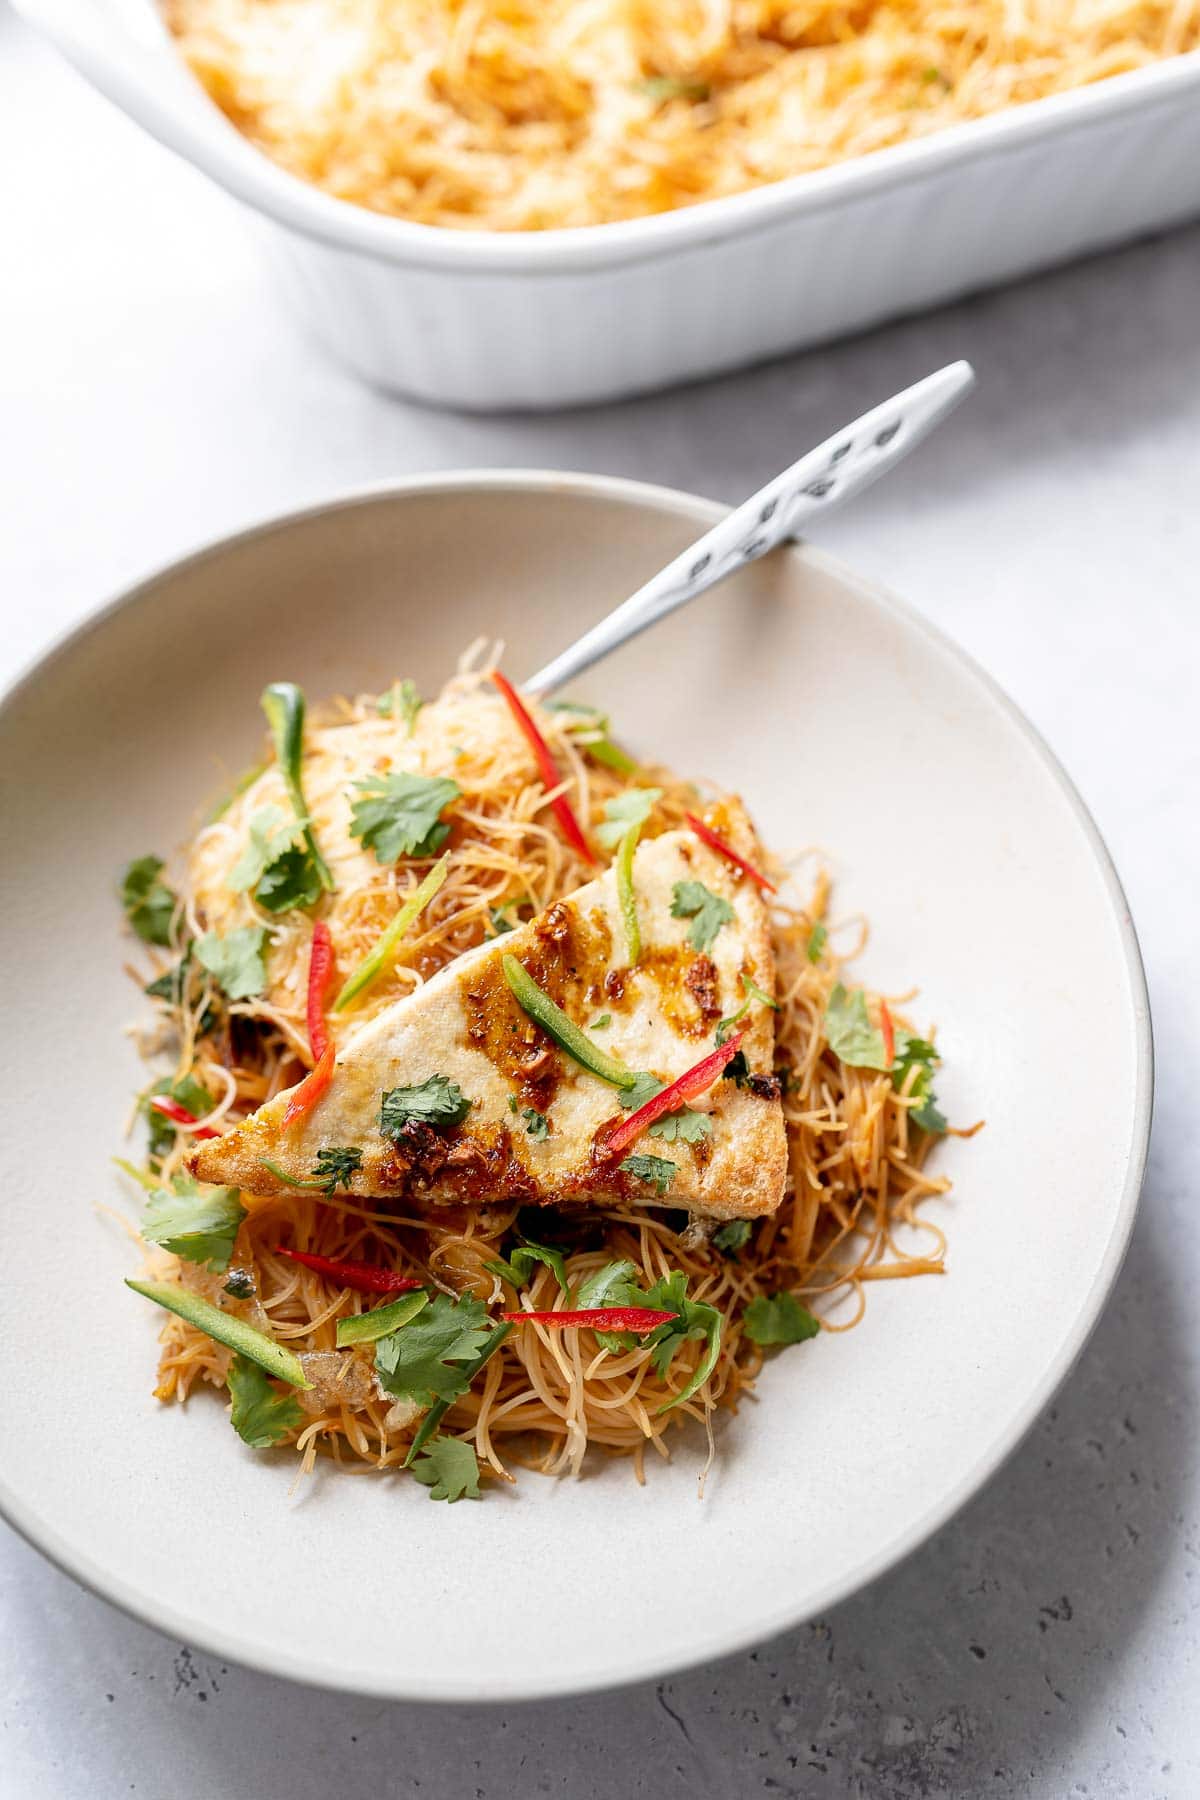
16, 0, 1200, 410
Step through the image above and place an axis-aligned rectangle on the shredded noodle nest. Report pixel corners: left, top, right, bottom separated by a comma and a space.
131, 652, 959, 1491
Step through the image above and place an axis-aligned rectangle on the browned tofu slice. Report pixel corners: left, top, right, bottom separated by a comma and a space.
190, 807, 787, 1221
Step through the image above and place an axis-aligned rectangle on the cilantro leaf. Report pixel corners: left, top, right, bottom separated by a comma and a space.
410, 1435, 480, 1502
595, 787, 663, 851
574, 1259, 638, 1310
168, 1072, 215, 1119
620, 1071, 666, 1111
374, 1293, 491, 1407
522, 1107, 550, 1141
379, 1076, 471, 1140
892, 1030, 947, 1134
143, 1073, 215, 1161
145, 957, 190, 1007
590, 1013, 612, 1030
743, 1292, 820, 1346
255, 843, 324, 914
484, 1241, 568, 1295
488, 905, 517, 936
824, 983, 889, 1071
144, 952, 219, 1037
671, 880, 735, 952
227, 806, 297, 894
227, 1353, 305, 1448
807, 922, 827, 963
575, 1258, 641, 1351
195, 926, 268, 1001
349, 772, 460, 863
600, 1269, 722, 1411
311, 1146, 363, 1192
142, 1176, 246, 1271
722, 1050, 750, 1087
647, 1108, 711, 1145
713, 1219, 751, 1255
377, 679, 423, 736
121, 856, 177, 947
619, 1152, 677, 1196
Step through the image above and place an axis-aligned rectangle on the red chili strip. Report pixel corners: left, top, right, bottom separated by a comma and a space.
502, 1307, 678, 1333
879, 998, 895, 1069
150, 1096, 219, 1141
306, 920, 336, 1060
601, 1030, 747, 1161
280, 1249, 424, 1295
491, 668, 596, 865
282, 1042, 335, 1129
684, 812, 777, 893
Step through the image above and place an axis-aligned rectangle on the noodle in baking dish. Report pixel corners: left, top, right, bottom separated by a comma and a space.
161, 0, 1200, 231
118, 651, 976, 1501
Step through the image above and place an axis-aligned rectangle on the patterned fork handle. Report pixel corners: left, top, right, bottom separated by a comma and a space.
523, 360, 975, 699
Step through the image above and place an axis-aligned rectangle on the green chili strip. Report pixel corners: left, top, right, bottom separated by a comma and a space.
589, 739, 638, 776
404, 1321, 513, 1466
616, 823, 642, 965
125, 1278, 311, 1387
657, 1303, 722, 1415
546, 701, 639, 777
336, 1290, 428, 1347
333, 853, 450, 1011
260, 683, 334, 893
502, 955, 638, 1089
258, 1158, 327, 1191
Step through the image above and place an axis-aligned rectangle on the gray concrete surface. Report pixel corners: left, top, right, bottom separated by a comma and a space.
2, 8, 1198, 1794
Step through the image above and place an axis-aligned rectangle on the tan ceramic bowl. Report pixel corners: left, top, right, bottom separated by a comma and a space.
0, 474, 1150, 1699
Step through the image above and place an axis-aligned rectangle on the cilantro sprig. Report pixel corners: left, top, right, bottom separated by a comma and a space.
484, 1240, 567, 1296
374, 1293, 491, 1408
595, 786, 662, 852
410, 1435, 480, 1502
823, 983, 889, 1070
891, 1031, 947, 1134
227, 1353, 306, 1448
350, 772, 460, 864
228, 806, 323, 914
121, 856, 178, 947
743, 1292, 820, 1347
671, 880, 735, 952
583, 1265, 722, 1411
619, 1152, 677, 1196
379, 1075, 471, 1140
647, 1108, 711, 1145
377, 678, 423, 736
311, 1146, 364, 1191
712, 1219, 751, 1256
141, 1175, 246, 1272
196, 925, 269, 1001
144, 1072, 216, 1161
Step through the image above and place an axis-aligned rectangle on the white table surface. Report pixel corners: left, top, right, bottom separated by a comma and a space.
3, 9, 1199, 1796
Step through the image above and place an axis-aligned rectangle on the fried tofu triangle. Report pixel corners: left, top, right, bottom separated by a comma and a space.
191, 807, 787, 1222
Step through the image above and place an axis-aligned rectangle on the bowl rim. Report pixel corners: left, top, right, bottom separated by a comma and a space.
0, 470, 1154, 1700
18, 0, 1200, 274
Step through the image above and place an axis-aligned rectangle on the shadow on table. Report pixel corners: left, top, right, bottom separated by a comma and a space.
26, 1131, 1184, 1800
408, 222, 1200, 524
